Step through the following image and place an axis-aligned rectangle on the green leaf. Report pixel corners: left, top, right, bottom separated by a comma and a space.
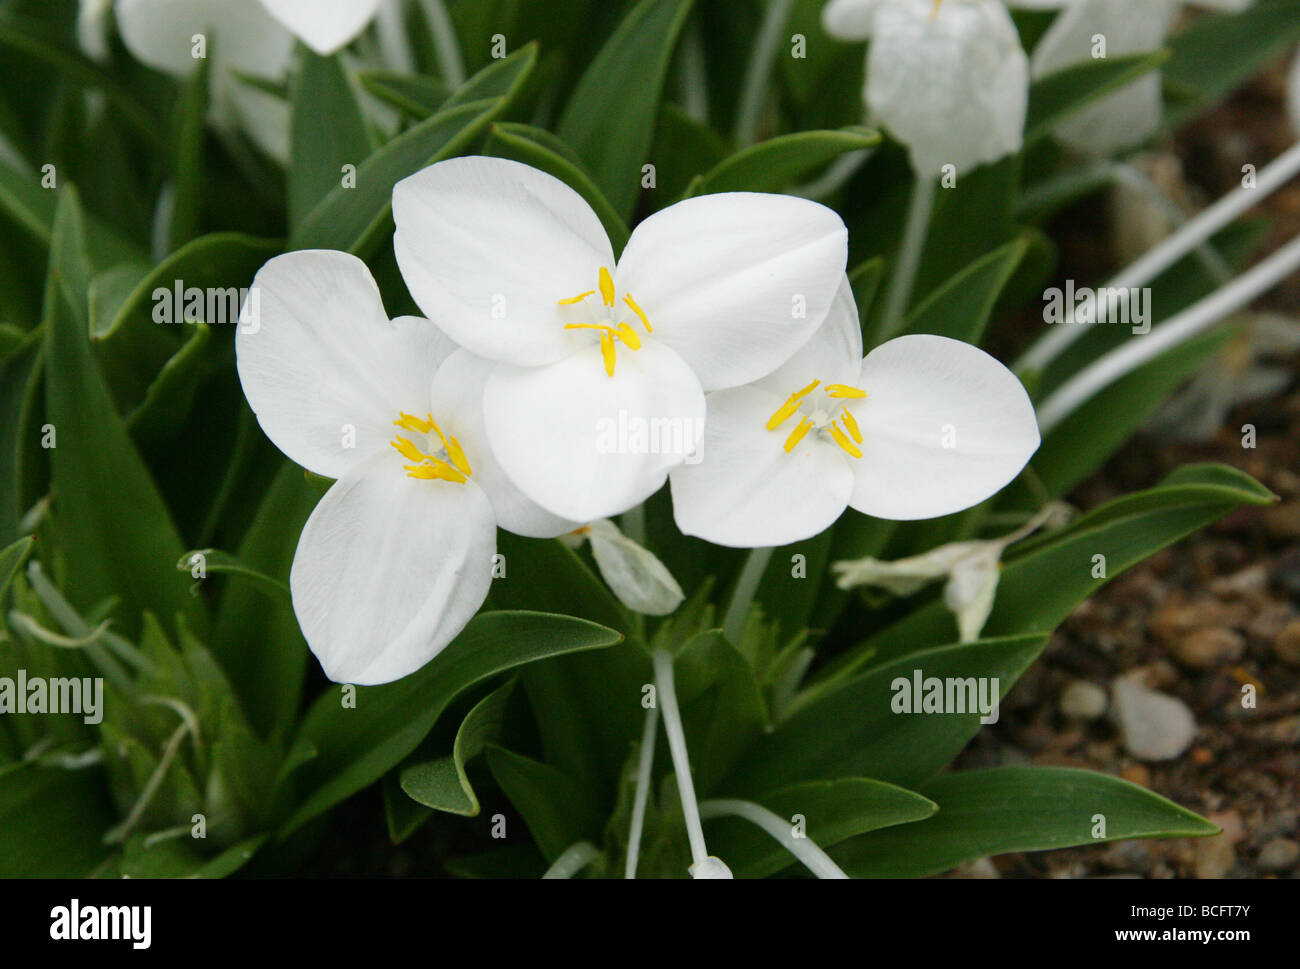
899, 235, 1029, 344
124, 323, 211, 449
1024, 50, 1169, 144
42, 189, 203, 638
483, 122, 630, 254
698, 127, 880, 195
485, 745, 605, 862
166, 51, 210, 251
0, 761, 115, 876
704, 778, 937, 878
0, 535, 33, 599
834, 766, 1218, 877
0, 329, 41, 544
290, 51, 372, 230
400, 679, 515, 816
725, 634, 1049, 796
557, 0, 694, 218
358, 70, 450, 119
674, 631, 767, 793
280, 611, 622, 835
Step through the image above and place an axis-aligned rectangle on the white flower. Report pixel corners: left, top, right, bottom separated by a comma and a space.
257, 0, 389, 56
822, 0, 1036, 177
391, 156, 849, 524
236, 250, 574, 685
562, 519, 685, 616
668, 278, 1041, 547
832, 503, 1069, 641
1031, 0, 1256, 156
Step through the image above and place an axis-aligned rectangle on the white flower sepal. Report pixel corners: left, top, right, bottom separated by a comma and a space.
392, 156, 848, 523
832, 504, 1071, 642
562, 520, 685, 616
669, 278, 1042, 548
688, 856, 734, 879
236, 250, 575, 685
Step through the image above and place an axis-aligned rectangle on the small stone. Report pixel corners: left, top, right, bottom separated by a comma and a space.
1060, 680, 1108, 721
1256, 838, 1299, 872
1111, 676, 1198, 762
1209, 564, 1270, 598
1263, 503, 1300, 541
1120, 763, 1150, 787
1194, 835, 1236, 879
1273, 619, 1300, 668
1172, 627, 1245, 671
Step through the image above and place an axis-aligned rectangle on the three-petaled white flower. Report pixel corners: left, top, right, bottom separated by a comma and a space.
391, 156, 849, 523
1030, 0, 1255, 155
822, 0, 1045, 177
668, 278, 1042, 547
236, 250, 574, 685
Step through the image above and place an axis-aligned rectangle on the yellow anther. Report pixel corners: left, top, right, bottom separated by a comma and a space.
825, 384, 867, 399
404, 461, 467, 484
615, 321, 641, 350
598, 267, 616, 307
783, 416, 813, 453
623, 294, 652, 332
765, 379, 821, 430
600, 330, 617, 377
828, 422, 863, 459
446, 436, 472, 477
558, 290, 596, 306
565, 322, 612, 334
394, 412, 433, 433
391, 436, 427, 463
841, 407, 863, 444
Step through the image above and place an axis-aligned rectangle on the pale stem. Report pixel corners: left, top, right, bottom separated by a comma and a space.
652, 648, 709, 866
879, 174, 938, 339
678, 22, 710, 123
735, 0, 796, 145
699, 799, 850, 879
418, 0, 466, 88
791, 148, 874, 201
1112, 163, 1233, 284
624, 703, 660, 879
1036, 232, 1300, 434
722, 546, 774, 644
103, 721, 192, 845
542, 841, 602, 879
1016, 140, 1300, 373
374, 0, 415, 73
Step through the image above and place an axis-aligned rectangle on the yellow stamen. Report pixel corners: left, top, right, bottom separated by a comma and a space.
600, 330, 617, 376
558, 290, 596, 305
598, 267, 616, 307
825, 384, 867, 399
828, 422, 863, 459
615, 321, 641, 350
783, 416, 813, 453
841, 407, 863, 444
446, 436, 472, 477
765, 379, 821, 430
623, 294, 652, 332
394, 412, 433, 434
391, 436, 427, 463
565, 322, 613, 334
404, 462, 467, 484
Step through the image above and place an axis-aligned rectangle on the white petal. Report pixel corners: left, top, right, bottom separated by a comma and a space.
669, 386, 854, 548
821, 0, 879, 40
585, 519, 684, 616
831, 541, 986, 595
290, 457, 496, 685
117, 0, 293, 79
236, 250, 458, 479
259, 0, 385, 55
944, 546, 1002, 643
393, 156, 615, 367
615, 192, 848, 391
846, 335, 1040, 520
78, 0, 113, 61
754, 277, 863, 397
429, 349, 578, 539
483, 342, 706, 522
866, 0, 1029, 177
223, 78, 291, 162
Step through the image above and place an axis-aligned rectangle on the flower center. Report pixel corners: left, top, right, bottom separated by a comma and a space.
765, 379, 867, 459
390, 412, 472, 483
557, 266, 654, 377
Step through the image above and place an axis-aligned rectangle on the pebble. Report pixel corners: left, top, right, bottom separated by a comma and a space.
1272, 619, 1300, 668
1194, 836, 1236, 879
1060, 680, 1109, 721
1263, 503, 1300, 541
1111, 676, 1198, 762
1172, 627, 1245, 671
1256, 838, 1299, 872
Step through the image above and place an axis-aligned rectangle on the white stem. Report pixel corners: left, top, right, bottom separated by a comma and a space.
699, 799, 849, 879
1036, 232, 1300, 433
880, 175, 937, 339
652, 648, 709, 866
418, 0, 465, 88
624, 703, 659, 879
723, 546, 773, 644
375, 0, 415, 74
791, 148, 874, 201
103, 722, 192, 845
1017, 141, 1300, 373
735, 0, 796, 145
679, 23, 709, 124
1112, 163, 1233, 284
542, 841, 601, 879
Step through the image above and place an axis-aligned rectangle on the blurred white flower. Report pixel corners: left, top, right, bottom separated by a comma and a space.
669, 278, 1041, 547
562, 519, 685, 616
236, 250, 573, 685
392, 155, 848, 523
